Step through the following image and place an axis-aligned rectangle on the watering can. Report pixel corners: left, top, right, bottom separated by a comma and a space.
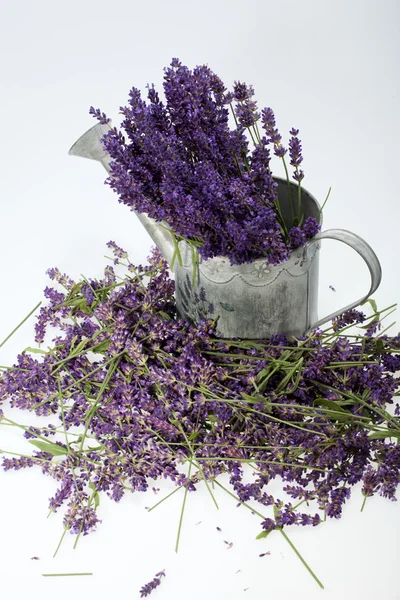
69, 123, 382, 339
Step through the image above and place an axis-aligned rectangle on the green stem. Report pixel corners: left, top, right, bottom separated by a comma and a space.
175, 421, 219, 509
42, 573, 93, 577
316, 186, 331, 220
297, 180, 303, 224
360, 495, 368, 512
281, 157, 295, 222
0, 301, 42, 348
278, 527, 324, 589
175, 461, 192, 553
53, 527, 69, 558
195, 456, 328, 473
79, 356, 122, 452
147, 485, 184, 512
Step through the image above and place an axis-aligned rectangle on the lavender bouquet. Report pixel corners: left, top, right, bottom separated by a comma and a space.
0, 244, 399, 592
90, 59, 322, 267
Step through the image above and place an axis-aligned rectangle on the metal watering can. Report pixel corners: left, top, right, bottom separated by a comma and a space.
69, 123, 382, 339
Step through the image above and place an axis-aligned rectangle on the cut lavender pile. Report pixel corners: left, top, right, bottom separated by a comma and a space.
0, 244, 399, 587
90, 59, 321, 266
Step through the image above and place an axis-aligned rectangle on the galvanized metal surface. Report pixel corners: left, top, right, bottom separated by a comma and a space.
69, 123, 382, 339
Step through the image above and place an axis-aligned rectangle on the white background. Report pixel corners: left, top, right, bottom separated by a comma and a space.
0, 1, 399, 599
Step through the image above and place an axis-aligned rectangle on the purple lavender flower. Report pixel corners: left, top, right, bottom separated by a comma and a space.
332, 309, 366, 331
289, 128, 304, 182
302, 216, 321, 239
139, 570, 166, 598
89, 106, 110, 125
289, 226, 306, 249
261, 107, 286, 157
232, 82, 260, 128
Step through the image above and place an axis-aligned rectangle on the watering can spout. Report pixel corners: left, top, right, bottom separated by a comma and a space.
68, 123, 176, 266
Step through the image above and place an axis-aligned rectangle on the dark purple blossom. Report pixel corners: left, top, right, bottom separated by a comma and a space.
302, 217, 321, 239
289, 226, 306, 249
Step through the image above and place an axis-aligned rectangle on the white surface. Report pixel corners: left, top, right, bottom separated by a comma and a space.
0, 1, 399, 599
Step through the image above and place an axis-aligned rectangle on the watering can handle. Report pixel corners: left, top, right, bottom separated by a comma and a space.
304, 228, 382, 331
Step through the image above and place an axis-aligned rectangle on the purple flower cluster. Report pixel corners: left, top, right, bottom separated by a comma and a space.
0, 245, 399, 549
90, 59, 320, 265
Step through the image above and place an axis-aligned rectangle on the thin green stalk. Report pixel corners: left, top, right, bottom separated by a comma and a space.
0, 449, 51, 462
53, 527, 69, 558
292, 498, 308, 511
147, 485, 184, 512
79, 356, 122, 452
175, 420, 219, 509
42, 573, 93, 577
195, 456, 328, 473
316, 186, 332, 220
199, 396, 329, 438
0, 365, 31, 371
0, 301, 42, 348
311, 381, 400, 431
297, 180, 302, 224
175, 461, 192, 553
253, 122, 263, 144
360, 495, 368, 512
1, 417, 56, 445
57, 378, 80, 493
281, 157, 295, 222
278, 527, 324, 589
246, 124, 257, 147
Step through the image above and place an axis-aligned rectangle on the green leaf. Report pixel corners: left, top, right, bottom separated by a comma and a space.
74, 339, 88, 354
91, 339, 111, 354
64, 297, 86, 308
361, 298, 378, 313
89, 482, 100, 508
276, 358, 303, 393
256, 530, 271, 540
69, 335, 79, 353
22, 347, 48, 355
68, 282, 84, 296
206, 415, 218, 423
219, 302, 235, 312
313, 398, 351, 422
158, 311, 173, 321
29, 440, 69, 456
368, 429, 400, 440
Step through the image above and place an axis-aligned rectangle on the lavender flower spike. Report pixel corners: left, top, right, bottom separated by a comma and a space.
140, 570, 166, 598
289, 127, 304, 183
261, 107, 286, 157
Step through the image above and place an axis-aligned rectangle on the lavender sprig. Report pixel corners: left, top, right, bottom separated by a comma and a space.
139, 570, 166, 598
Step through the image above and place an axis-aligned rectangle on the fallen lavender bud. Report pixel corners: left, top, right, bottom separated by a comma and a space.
139, 570, 166, 598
